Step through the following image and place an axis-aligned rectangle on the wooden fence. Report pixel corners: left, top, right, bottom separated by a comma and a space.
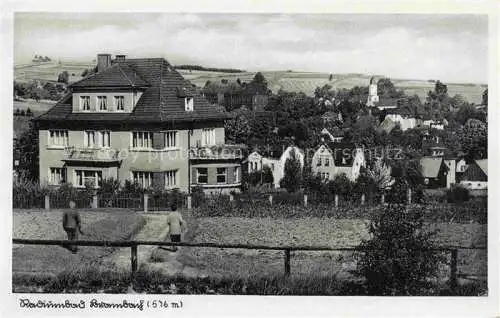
12, 238, 485, 289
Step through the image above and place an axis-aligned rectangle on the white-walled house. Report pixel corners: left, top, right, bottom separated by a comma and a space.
247, 146, 305, 188
311, 143, 365, 182
384, 114, 418, 131
459, 159, 487, 190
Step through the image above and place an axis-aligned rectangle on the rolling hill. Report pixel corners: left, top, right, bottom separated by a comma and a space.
15, 61, 487, 105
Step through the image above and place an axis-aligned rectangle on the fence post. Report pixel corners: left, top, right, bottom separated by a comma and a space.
381, 193, 385, 205
269, 195, 273, 205
44, 194, 50, 211
334, 194, 339, 208
187, 195, 192, 210
229, 193, 234, 202
143, 194, 149, 213
361, 194, 365, 205
92, 195, 98, 209
407, 188, 412, 205
303, 194, 308, 207
450, 249, 458, 290
131, 243, 138, 278
284, 249, 291, 277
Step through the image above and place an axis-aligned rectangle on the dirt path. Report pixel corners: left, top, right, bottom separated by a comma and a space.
103, 213, 172, 271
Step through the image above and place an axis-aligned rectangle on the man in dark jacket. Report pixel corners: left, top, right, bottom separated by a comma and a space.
62, 200, 83, 253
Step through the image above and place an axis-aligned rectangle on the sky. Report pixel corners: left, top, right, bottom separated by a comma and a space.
14, 13, 488, 83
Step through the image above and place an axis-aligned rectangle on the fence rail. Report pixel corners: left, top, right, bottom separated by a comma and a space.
12, 238, 486, 288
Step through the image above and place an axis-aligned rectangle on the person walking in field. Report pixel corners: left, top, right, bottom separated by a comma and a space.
62, 200, 84, 253
166, 202, 186, 252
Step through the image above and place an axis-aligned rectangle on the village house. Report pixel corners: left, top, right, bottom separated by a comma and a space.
311, 142, 365, 182
459, 159, 487, 191
35, 54, 245, 194
420, 156, 456, 189
422, 133, 447, 157
383, 113, 419, 131
246, 145, 304, 188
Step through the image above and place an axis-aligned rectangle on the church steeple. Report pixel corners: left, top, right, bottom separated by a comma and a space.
366, 76, 379, 108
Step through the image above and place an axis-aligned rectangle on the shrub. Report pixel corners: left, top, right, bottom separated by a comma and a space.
354, 204, 446, 295
385, 179, 424, 204
446, 184, 470, 203
50, 183, 93, 208
13, 176, 48, 208
191, 186, 206, 208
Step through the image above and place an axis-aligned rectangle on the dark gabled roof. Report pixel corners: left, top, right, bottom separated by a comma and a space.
70, 63, 149, 88
462, 160, 488, 181
36, 58, 228, 123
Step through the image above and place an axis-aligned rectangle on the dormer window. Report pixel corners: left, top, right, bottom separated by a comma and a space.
98, 96, 107, 111
185, 97, 194, 112
114, 96, 124, 111
80, 96, 90, 111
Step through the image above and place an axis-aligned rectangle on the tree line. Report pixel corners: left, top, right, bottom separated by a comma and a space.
174, 65, 246, 73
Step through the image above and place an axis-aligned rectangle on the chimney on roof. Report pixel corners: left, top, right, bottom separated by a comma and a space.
115, 54, 126, 61
97, 54, 112, 73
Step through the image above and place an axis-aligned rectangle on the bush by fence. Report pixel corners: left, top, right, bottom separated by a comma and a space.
191, 198, 487, 223
13, 178, 187, 211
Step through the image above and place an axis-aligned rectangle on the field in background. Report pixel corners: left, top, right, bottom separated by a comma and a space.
15, 61, 93, 84
15, 62, 486, 105
179, 70, 486, 104
13, 100, 55, 138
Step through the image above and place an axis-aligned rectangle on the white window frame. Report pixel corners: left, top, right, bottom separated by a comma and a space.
131, 131, 153, 150
84, 131, 96, 148
99, 131, 111, 148
324, 157, 330, 167
114, 96, 125, 111
49, 167, 66, 185
185, 97, 194, 111
48, 130, 69, 148
74, 170, 102, 188
97, 96, 108, 111
132, 171, 153, 188
164, 131, 178, 149
80, 96, 91, 111
234, 166, 240, 183
165, 170, 178, 189
216, 167, 227, 184
201, 128, 216, 146
197, 168, 208, 184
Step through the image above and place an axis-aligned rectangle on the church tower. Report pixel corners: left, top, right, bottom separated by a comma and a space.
366, 76, 379, 107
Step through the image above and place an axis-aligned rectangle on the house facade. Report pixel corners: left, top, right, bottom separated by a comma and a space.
459, 159, 487, 190
247, 146, 304, 188
311, 143, 365, 182
35, 54, 244, 194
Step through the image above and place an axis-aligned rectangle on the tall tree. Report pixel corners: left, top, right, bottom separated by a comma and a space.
14, 121, 39, 181
457, 119, 487, 160
57, 71, 69, 84
280, 149, 302, 193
